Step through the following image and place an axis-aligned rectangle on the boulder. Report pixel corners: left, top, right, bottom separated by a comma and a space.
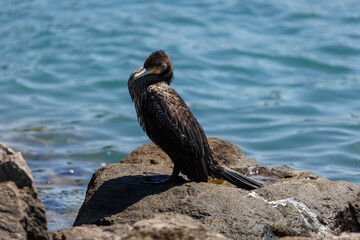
73, 138, 360, 239
55, 213, 228, 240
0, 143, 49, 240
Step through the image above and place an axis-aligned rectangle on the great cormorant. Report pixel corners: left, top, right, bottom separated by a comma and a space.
128, 50, 262, 190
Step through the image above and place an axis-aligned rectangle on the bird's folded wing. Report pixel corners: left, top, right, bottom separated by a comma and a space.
142, 84, 208, 179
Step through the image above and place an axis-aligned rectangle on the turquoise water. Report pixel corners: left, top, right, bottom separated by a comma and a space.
1, 0, 360, 232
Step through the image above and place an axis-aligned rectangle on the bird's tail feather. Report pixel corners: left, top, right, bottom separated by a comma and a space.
210, 165, 262, 190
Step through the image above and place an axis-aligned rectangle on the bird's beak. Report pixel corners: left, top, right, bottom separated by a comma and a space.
133, 67, 149, 80
133, 67, 158, 80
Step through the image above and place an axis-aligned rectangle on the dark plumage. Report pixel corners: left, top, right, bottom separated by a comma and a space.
128, 50, 262, 190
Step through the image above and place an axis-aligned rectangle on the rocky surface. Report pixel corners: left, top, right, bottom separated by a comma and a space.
55, 213, 228, 240
281, 232, 360, 240
0, 143, 49, 240
73, 137, 360, 239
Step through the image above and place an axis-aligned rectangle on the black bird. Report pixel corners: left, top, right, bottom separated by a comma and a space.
128, 50, 262, 190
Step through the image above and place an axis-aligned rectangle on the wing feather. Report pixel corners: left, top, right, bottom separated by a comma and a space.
142, 83, 208, 181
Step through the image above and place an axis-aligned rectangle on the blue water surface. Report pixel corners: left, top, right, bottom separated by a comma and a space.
1, 0, 360, 232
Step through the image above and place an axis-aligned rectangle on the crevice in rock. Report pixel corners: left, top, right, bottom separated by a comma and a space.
334, 203, 360, 233
349, 203, 360, 232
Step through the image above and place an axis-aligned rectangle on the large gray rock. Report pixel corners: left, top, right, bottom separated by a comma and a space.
74, 138, 360, 239
55, 213, 228, 240
0, 143, 49, 240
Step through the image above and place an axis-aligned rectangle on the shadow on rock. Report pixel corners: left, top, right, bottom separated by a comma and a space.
74, 173, 182, 226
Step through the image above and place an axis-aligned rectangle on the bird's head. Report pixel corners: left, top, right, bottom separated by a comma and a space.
132, 50, 174, 85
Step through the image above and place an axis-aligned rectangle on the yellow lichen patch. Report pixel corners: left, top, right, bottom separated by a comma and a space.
208, 178, 232, 186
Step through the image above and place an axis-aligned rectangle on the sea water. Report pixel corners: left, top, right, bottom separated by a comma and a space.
1, 0, 359, 232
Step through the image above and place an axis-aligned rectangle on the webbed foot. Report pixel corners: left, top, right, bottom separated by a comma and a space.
142, 172, 172, 184
142, 172, 184, 184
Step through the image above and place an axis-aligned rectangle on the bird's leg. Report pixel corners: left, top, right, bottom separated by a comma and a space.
142, 166, 181, 184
